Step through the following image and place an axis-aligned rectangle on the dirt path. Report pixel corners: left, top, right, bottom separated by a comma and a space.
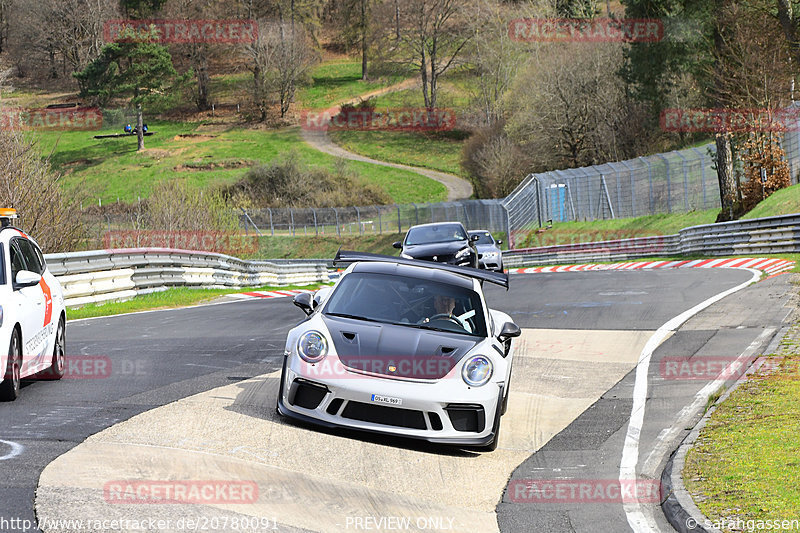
300, 79, 474, 202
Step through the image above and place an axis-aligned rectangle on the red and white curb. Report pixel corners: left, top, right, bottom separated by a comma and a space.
508, 257, 795, 277
231, 289, 308, 300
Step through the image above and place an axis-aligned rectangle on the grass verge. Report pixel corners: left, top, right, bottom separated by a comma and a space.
515, 210, 720, 248
256, 233, 401, 259
67, 283, 324, 320
683, 325, 800, 526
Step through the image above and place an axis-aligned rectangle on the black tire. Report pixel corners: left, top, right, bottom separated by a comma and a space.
501, 365, 512, 416
50, 316, 66, 380
275, 356, 287, 416
0, 330, 21, 401
482, 389, 504, 451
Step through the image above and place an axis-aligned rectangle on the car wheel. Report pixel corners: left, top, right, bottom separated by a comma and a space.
0, 330, 21, 401
501, 365, 512, 416
49, 316, 66, 380
482, 389, 504, 451
275, 356, 287, 417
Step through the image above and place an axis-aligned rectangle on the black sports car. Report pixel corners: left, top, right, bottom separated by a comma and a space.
393, 222, 480, 268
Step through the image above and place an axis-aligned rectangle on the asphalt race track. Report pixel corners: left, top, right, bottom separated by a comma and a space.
0, 267, 794, 533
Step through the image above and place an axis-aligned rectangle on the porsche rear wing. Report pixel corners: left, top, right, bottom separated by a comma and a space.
333, 249, 509, 289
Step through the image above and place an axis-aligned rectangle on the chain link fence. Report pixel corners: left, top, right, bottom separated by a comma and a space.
502, 115, 800, 246
238, 200, 509, 238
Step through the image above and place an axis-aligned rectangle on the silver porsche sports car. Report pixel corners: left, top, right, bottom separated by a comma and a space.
276, 250, 521, 450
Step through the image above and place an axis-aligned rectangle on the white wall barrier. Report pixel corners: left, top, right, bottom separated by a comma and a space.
44, 248, 331, 307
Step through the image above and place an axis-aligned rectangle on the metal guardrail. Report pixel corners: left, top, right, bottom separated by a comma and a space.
44, 248, 330, 307
502, 213, 800, 267
45, 213, 800, 306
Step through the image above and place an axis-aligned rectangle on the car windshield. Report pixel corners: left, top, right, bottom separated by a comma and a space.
323, 272, 487, 337
470, 232, 495, 245
405, 224, 468, 245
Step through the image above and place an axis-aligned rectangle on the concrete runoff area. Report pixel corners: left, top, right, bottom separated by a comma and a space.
36, 328, 655, 533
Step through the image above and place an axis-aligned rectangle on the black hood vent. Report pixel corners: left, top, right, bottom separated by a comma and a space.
322, 316, 478, 379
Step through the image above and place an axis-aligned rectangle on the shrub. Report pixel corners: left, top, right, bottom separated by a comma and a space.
0, 128, 86, 252
224, 154, 390, 208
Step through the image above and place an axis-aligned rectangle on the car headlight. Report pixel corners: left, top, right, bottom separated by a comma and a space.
400, 252, 413, 259
455, 247, 471, 259
297, 331, 328, 363
462, 355, 493, 387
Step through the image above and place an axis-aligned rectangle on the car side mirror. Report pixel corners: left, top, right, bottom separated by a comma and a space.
392, 241, 402, 249
470, 234, 480, 242
313, 287, 332, 309
14, 270, 42, 290
293, 292, 314, 316
497, 240, 502, 245
498, 322, 521, 342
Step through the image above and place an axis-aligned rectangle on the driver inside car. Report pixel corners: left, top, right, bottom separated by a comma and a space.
420, 294, 474, 333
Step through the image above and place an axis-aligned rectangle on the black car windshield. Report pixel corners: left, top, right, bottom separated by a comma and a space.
405, 224, 468, 245
323, 272, 487, 337
470, 232, 495, 245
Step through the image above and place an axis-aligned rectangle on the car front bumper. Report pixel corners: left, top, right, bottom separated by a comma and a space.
277, 356, 502, 446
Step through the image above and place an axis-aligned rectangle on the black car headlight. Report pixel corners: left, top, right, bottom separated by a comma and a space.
462, 355, 493, 387
297, 331, 328, 363
455, 247, 471, 259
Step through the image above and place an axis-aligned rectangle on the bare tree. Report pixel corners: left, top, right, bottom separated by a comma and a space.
505, 42, 634, 170
710, 0, 794, 220
0, 71, 86, 252
397, 0, 472, 111
0, 0, 9, 53
246, 20, 318, 119
466, 2, 525, 127
16, 0, 117, 79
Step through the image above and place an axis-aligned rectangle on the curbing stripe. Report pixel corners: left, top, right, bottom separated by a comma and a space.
507, 257, 795, 277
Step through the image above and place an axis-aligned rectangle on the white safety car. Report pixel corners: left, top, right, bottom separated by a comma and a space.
276, 250, 521, 450
0, 208, 67, 401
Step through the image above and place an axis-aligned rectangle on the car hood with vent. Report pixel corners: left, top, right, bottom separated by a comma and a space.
321, 315, 479, 379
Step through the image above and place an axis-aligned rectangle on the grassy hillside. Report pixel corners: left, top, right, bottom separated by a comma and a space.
33, 122, 446, 204
296, 60, 413, 110
742, 183, 800, 219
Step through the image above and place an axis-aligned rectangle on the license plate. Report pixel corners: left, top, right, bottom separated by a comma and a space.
371, 394, 402, 406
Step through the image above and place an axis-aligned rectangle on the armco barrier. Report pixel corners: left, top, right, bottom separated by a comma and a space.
503, 213, 800, 267
44, 248, 330, 307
